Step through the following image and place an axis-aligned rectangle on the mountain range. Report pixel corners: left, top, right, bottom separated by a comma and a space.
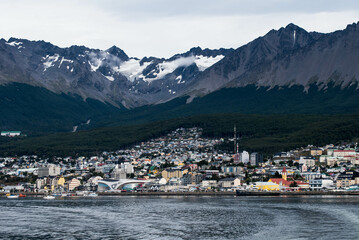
1, 21, 359, 134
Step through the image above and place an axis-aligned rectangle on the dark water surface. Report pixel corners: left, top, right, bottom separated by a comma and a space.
0, 196, 358, 239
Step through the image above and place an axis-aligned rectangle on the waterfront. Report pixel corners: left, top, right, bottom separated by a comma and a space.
0, 196, 358, 239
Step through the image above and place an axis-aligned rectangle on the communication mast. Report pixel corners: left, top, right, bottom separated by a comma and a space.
234, 124, 237, 154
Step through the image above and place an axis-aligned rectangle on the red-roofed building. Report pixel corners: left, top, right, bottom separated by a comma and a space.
269, 167, 309, 190
333, 150, 356, 157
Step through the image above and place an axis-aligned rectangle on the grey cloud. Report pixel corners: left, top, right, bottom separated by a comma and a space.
94, 0, 359, 20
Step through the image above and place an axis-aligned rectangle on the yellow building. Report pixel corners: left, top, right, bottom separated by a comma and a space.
254, 182, 280, 191
310, 149, 323, 156
57, 177, 65, 187
162, 169, 188, 180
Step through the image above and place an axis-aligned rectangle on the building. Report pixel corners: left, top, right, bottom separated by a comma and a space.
68, 178, 81, 191
319, 155, 341, 166
162, 168, 188, 181
181, 173, 202, 186
310, 148, 323, 156
336, 171, 359, 189
38, 165, 61, 177
299, 157, 316, 167
301, 171, 324, 181
111, 165, 127, 180
253, 182, 280, 191
222, 166, 243, 175
309, 178, 334, 190
269, 167, 308, 190
218, 177, 241, 188
201, 180, 218, 189
1, 131, 21, 137
57, 177, 65, 187
240, 151, 249, 164
250, 152, 263, 166
333, 150, 356, 158
233, 153, 240, 163
120, 162, 134, 174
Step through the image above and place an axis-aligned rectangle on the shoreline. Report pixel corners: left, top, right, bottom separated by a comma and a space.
98, 191, 359, 196
1, 191, 359, 197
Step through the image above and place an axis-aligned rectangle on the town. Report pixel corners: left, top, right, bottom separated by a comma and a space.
1, 127, 359, 196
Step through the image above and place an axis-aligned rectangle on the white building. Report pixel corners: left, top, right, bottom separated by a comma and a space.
37, 165, 61, 177
309, 178, 334, 190
201, 180, 218, 188
120, 162, 134, 174
299, 157, 316, 167
16, 168, 38, 176
333, 150, 356, 158
240, 151, 249, 164
1, 131, 21, 137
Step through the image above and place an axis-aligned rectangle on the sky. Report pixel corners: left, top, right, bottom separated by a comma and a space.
0, 0, 358, 58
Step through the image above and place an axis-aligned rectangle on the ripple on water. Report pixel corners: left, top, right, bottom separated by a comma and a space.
0, 196, 358, 239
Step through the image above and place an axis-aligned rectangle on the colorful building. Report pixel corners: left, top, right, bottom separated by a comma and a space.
254, 182, 280, 191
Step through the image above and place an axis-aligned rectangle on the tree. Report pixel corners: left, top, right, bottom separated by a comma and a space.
274, 171, 282, 178
290, 181, 298, 188
198, 160, 209, 166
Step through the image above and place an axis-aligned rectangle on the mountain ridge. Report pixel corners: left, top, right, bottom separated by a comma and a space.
1, 21, 359, 134
185, 21, 359, 101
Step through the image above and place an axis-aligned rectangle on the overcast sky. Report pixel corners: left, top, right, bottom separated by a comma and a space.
0, 0, 358, 58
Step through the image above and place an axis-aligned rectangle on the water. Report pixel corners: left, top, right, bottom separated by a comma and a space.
0, 196, 358, 239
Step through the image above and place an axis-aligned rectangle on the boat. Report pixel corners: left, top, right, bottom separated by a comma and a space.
19, 193, 26, 198
7, 195, 19, 199
88, 192, 98, 197
236, 190, 280, 196
43, 195, 56, 200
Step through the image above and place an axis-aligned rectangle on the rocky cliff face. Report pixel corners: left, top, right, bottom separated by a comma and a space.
186, 22, 359, 101
0, 38, 232, 108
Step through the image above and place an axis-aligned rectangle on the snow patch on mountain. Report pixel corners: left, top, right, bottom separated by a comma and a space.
194, 55, 224, 71
142, 57, 195, 82
5, 41, 23, 47
58, 57, 73, 69
115, 59, 152, 82
104, 75, 114, 81
85, 50, 225, 83
43, 54, 60, 71
87, 52, 104, 72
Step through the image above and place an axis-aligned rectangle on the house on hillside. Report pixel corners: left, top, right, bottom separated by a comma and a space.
1, 131, 21, 137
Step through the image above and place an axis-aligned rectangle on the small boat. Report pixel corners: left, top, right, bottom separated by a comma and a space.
19, 194, 26, 198
88, 192, 98, 197
43, 195, 56, 200
7, 195, 19, 199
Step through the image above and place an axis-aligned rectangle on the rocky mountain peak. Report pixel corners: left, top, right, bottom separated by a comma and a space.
106, 45, 129, 61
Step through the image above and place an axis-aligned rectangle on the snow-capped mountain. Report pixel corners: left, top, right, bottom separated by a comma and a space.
0, 38, 233, 107
2, 21, 359, 134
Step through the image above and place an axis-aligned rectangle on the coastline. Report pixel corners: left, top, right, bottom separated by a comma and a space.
98, 191, 359, 196
1, 191, 359, 197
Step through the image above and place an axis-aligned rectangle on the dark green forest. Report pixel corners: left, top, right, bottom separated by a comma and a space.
2, 83, 359, 156
1, 113, 359, 157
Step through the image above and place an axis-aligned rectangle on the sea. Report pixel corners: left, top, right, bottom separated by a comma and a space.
0, 195, 358, 239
